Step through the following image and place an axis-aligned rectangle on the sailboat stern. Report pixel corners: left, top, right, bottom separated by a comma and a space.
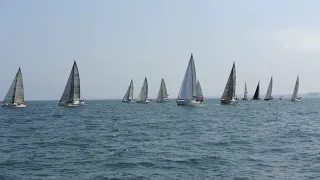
220, 98, 238, 105
176, 99, 201, 106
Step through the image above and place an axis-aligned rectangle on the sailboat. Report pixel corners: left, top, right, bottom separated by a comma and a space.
291, 76, 301, 101
2, 68, 27, 108
196, 81, 205, 102
264, 76, 273, 101
176, 54, 200, 106
136, 77, 150, 104
252, 81, 260, 100
242, 82, 248, 100
122, 79, 134, 102
221, 62, 237, 104
58, 60, 85, 106
156, 78, 170, 102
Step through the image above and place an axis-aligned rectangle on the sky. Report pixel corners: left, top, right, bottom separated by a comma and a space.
0, 0, 320, 100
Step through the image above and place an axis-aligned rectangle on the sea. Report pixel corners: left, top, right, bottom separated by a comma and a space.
1, 98, 320, 180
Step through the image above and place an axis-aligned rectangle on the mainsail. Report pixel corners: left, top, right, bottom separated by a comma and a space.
177, 54, 197, 100
156, 78, 168, 101
243, 82, 248, 99
3, 68, 24, 104
137, 77, 148, 101
221, 62, 236, 101
253, 81, 260, 99
291, 76, 299, 101
59, 61, 81, 103
264, 76, 273, 100
196, 81, 203, 99
123, 79, 134, 101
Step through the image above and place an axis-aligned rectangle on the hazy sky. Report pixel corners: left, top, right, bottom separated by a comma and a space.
0, 0, 319, 100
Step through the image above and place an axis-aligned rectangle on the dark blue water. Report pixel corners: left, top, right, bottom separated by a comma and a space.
1, 99, 320, 179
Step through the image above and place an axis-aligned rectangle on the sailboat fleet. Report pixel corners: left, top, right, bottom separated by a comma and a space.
1, 55, 303, 108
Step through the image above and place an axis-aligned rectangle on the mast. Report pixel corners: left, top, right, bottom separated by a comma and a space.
138, 77, 148, 101
264, 76, 273, 100
253, 81, 260, 99
243, 82, 248, 99
196, 81, 203, 99
69, 64, 75, 102
291, 76, 299, 101
177, 54, 197, 100
59, 60, 81, 103
123, 79, 133, 101
129, 79, 134, 100
157, 79, 168, 101
11, 70, 19, 103
157, 79, 163, 101
3, 68, 24, 104
221, 62, 236, 101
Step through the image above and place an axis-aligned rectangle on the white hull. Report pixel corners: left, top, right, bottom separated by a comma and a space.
2, 103, 27, 108
176, 99, 201, 106
221, 99, 238, 105
136, 99, 150, 104
122, 99, 135, 103
58, 101, 85, 107
291, 98, 301, 102
156, 98, 170, 103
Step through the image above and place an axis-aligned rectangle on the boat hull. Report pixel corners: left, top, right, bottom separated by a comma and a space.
176, 99, 201, 106
156, 98, 170, 103
122, 100, 135, 103
252, 98, 261, 100
136, 99, 150, 104
2, 103, 27, 108
58, 101, 85, 107
242, 98, 248, 100
264, 98, 274, 101
220, 99, 238, 105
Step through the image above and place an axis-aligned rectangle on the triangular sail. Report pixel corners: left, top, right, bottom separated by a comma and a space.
264, 77, 273, 99
177, 54, 197, 100
243, 82, 248, 99
157, 79, 168, 101
59, 61, 81, 103
253, 82, 260, 99
221, 63, 236, 100
291, 76, 299, 101
3, 68, 24, 103
137, 77, 148, 101
123, 80, 134, 101
196, 81, 203, 99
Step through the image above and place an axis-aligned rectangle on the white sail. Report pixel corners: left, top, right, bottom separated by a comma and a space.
221, 62, 236, 102
243, 82, 248, 99
137, 77, 148, 101
123, 79, 134, 101
291, 76, 299, 101
177, 54, 197, 100
196, 81, 203, 99
3, 68, 24, 104
59, 61, 82, 104
157, 79, 168, 101
264, 76, 273, 100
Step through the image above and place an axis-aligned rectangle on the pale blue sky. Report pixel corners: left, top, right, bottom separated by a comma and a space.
0, 0, 320, 100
